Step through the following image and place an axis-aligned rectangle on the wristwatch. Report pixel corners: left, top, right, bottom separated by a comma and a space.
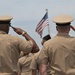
22, 31, 27, 36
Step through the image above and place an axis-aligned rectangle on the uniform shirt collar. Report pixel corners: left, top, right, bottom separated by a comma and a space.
56, 33, 70, 37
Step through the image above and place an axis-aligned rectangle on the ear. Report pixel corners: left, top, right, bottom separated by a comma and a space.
6, 25, 9, 34
68, 26, 70, 31
56, 26, 58, 31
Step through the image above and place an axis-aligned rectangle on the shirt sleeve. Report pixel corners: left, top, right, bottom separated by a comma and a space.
17, 59, 22, 71
17, 37, 33, 53
30, 56, 37, 70
38, 44, 48, 65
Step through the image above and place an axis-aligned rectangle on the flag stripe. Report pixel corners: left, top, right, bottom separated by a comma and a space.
36, 19, 49, 33
36, 20, 44, 31
35, 12, 49, 38
38, 19, 49, 33
37, 19, 49, 31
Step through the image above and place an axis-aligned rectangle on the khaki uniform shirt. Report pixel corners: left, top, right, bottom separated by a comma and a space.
30, 52, 40, 75
30, 52, 50, 75
30, 52, 40, 70
18, 53, 34, 75
39, 33, 75, 75
0, 31, 33, 75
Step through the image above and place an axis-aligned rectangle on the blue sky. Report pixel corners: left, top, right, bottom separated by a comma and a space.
0, 0, 75, 48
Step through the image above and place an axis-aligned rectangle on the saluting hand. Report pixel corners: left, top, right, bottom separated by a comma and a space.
13, 27, 24, 35
70, 25, 75, 31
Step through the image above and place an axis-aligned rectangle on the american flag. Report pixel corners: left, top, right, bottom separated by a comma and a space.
35, 12, 49, 38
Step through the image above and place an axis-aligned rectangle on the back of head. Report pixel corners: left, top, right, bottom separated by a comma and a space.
0, 15, 13, 33
41, 34, 51, 45
53, 14, 74, 33
43, 34, 51, 41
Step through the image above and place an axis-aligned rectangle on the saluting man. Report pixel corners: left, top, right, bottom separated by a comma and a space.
0, 15, 39, 75
39, 14, 75, 75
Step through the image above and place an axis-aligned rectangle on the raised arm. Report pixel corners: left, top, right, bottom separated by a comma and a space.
10, 26, 39, 53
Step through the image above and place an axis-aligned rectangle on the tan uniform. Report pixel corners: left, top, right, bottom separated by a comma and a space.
39, 33, 75, 75
30, 52, 40, 70
18, 53, 34, 75
0, 31, 33, 75
30, 51, 50, 75
30, 52, 40, 75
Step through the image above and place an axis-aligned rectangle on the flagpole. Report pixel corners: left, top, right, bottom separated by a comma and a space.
46, 9, 50, 35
